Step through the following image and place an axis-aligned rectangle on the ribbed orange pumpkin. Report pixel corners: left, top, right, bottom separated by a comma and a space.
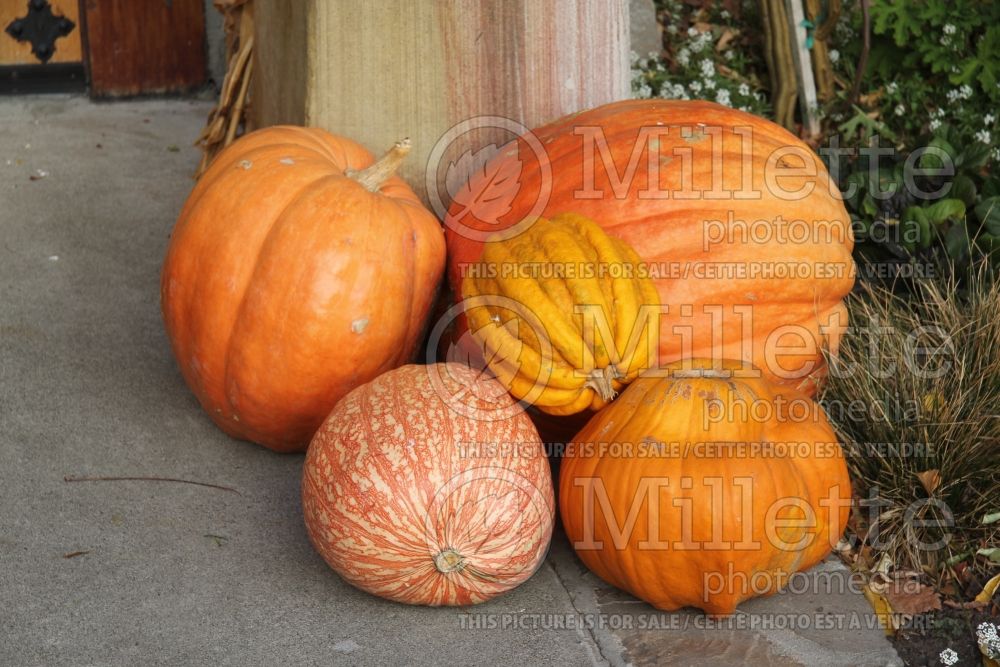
302, 363, 555, 606
161, 127, 445, 452
445, 100, 854, 395
559, 359, 852, 616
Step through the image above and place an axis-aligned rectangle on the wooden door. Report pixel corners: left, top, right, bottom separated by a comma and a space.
82, 0, 206, 97
1, 0, 81, 63
1, 0, 84, 91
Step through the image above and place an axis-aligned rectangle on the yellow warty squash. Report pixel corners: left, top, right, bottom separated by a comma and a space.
461, 213, 660, 415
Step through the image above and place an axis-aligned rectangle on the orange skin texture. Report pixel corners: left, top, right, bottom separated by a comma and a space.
558, 359, 852, 616
302, 363, 555, 606
446, 100, 855, 396
161, 127, 446, 452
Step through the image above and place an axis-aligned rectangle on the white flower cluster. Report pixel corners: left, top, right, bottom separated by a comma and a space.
978, 622, 1000, 659
828, 49, 840, 63
928, 107, 946, 132
940, 24, 958, 47
659, 82, 688, 100
628, 20, 760, 111
835, 15, 855, 40
687, 27, 713, 54
946, 84, 975, 102
939, 648, 958, 666
886, 81, 899, 94
975, 128, 992, 144
985, 113, 996, 125
630, 66, 649, 97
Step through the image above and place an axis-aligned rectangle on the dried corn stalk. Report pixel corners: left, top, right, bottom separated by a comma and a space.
759, 0, 797, 130
806, 0, 838, 102
195, 0, 254, 178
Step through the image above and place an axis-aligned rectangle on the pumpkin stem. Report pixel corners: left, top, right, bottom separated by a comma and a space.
433, 548, 465, 574
585, 366, 619, 402
347, 138, 411, 192
671, 367, 732, 380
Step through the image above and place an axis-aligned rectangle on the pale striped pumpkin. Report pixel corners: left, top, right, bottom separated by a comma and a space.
302, 363, 555, 606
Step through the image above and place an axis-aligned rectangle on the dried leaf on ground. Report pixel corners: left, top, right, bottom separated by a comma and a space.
915, 469, 942, 495
715, 27, 738, 52
883, 580, 942, 615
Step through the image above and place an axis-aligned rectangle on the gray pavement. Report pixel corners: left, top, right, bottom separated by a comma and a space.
0, 95, 901, 667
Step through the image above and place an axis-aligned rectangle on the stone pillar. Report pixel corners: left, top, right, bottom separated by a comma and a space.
251, 0, 631, 203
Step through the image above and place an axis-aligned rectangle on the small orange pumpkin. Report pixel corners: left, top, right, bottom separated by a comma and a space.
559, 359, 852, 616
161, 128, 445, 452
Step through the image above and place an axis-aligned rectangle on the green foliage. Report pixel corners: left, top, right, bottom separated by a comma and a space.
870, 1, 923, 46
870, 1, 1000, 97
641, 1, 1000, 279
832, 0, 999, 158
829, 121, 1000, 276
837, 105, 896, 144
816, 1, 1000, 278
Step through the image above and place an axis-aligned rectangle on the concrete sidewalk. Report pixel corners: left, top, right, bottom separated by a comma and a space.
0, 96, 901, 666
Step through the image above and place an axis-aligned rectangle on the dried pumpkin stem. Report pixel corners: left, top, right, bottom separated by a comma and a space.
671, 368, 732, 380
347, 138, 411, 192
433, 548, 465, 573
585, 366, 619, 402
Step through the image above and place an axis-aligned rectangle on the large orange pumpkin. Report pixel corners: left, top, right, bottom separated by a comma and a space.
559, 359, 852, 616
161, 127, 445, 452
302, 363, 555, 606
445, 100, 854, 395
